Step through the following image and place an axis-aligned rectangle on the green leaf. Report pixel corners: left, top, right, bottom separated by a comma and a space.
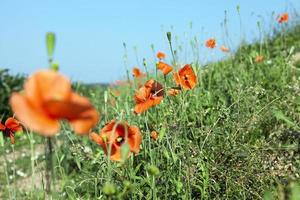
263, 191, 273, 200
0, 132, 4, 147
158, 127, 166, 140
273, 110, 296, 127
290, 183, 300, 200
46, 32, 56, 58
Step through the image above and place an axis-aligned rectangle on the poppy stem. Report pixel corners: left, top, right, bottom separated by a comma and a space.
166, 32, 176, 67
44, 137, 54, 198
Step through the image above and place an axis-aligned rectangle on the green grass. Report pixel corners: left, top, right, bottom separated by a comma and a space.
1, 23, 300, 200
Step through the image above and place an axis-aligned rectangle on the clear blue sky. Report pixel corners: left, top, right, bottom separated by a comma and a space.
1, 1, 299, 83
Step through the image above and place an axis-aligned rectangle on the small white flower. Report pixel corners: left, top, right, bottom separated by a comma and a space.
16, 170, 27, 177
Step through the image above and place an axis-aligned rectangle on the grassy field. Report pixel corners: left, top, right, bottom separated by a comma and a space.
1, 18, 300, 200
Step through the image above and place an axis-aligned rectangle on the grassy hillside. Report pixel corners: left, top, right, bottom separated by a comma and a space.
1, 24, 300, 199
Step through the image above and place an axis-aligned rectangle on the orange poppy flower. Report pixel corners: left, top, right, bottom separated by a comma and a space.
220, 45, 230, 53
132, 67, 146, 78
90, 120, 142, 162
255, 55, 264, 63
205, 38, 216, 49
156, 52, 166, 60
134, 79, 164, 114
150, 131, 158, 141
278, 12, 289, 23
167, 88, 181, 96
156, 61, 173, 75
0, 117, 22, 144
173, 64, 197, 90
10, 69, 99, 137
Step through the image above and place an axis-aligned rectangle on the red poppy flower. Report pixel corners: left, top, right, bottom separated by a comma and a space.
156, 61, 173, 75
173, 64, 197, 90
10, 69, 99, 137
156, 52, 166, 60
90, 120, 142, 161
0, 117, 22, 144
278, 12, 289, 23
134, 79, 164, 114
206, 38, 216, 49
132, 67, 146, 78
220, 45, 230, 53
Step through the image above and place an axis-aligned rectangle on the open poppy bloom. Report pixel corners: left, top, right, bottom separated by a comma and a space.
220, 45, 230, 53
132, 67, 146, 78
255, 55, 264, 63
156, 52, 166, 60
156, 61, 173, 75
10, 69, 99, 137
205, 38, 216, 49
173, 64, 197, 90
167, 88, 181, 96
134, 79, 164, 114
0, 117, 22, 144
90, 120, 142, 162
278, 12, 289, 23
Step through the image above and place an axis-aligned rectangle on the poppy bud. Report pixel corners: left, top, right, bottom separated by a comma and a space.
236, 5, 240, 13
121, 143, 130, 161
46, 32, 56, 62
166, 32, 172, 43
103, 182, 117, 196
51, 62, 59, 71
123, 180, 133, 190
147, 165, 160, 176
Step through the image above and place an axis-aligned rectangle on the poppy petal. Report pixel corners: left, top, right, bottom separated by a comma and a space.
68, 93, 99, 135
90, 132, 103, 145
0, 122, 5, 131
128, 126, 142, 153
134, 100, 153, 114
5, 118, 22, 132
109, 143, 124, 161
24, 70, 72, 104
10, 93, 60, 136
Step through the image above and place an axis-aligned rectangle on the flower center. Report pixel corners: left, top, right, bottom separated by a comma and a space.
184, 75, 189, 81
116, 136, 124, 145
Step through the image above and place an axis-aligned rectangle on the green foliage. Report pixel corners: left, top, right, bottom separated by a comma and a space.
0, 69, 24, 119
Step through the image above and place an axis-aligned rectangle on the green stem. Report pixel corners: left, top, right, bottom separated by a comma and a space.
44, 137, 54, 198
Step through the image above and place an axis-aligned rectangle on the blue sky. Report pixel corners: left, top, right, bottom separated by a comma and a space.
1, 1, 299, 83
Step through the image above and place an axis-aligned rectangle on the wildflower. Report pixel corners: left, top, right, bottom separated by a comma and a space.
156, 61, 173, 75
156, 52, 166, 60
150, 131, 158, 140
278, 12, 289, 24
132, 67, 146, 78
220, 45, 230, 53
255, 55, 264, 63
10, 69, 99, 137
0, 117, 22, 144
173, 64, 197, 90
90, 120, 142, 162
167, 88, 181, 96
134, 79, 164, 114
205, 38, 216, 49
